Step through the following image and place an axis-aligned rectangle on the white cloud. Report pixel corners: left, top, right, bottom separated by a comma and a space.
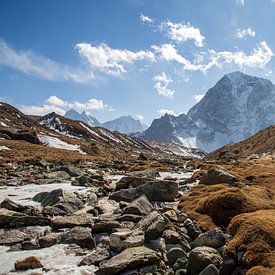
161, 21, 205, 47
153, 41, 274, 72
140, 13, 153, 23
19, 96, 111, 116
193, 94, 205, 102
236, 27, 256, 39
0, 39, 93, 83
75, 43, 155, 76
153, 72, 175, 98
236, 0, 245, 6
135, 114, 144, 121
157, 108, 181, 116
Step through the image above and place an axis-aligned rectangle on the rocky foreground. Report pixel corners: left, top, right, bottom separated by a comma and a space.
0, 153, 274, 275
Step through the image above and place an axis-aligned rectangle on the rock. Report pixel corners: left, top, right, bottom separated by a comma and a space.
15, 256, 43, 270
59, 165, 83, 177
0, 198, 26, 212
183, 218, 202, 240
219, 259, 236, 275
111, 180, 178, 203
192, 228, 226, 249
60, 226, 96, 249
92, 220, 122, 233
0, 127, 40, 144
123, 195, 153, 216
95, 246, 161, 275
115, 176, 150, 191
73, 175, 105, 187
44, 171, 71, 180
129, 169, 160, 178
110, 230, 145, 250
0, 230, 30, 245
139, 180, 178, 202
33, 188, 63, 206
137, 152, 148, 160
175, 269, 187, 275
166, 247, 188, 266
187, 246, 222, 275
116, 214, 142, 223
199, 167, 238, 185
78, 247, 110, 266
163, 210, 178, 223
39, 233, 62, 248
198, 264, 219, 275
21, 239, 40, 250
162, 229, 181, 244
173, 258, 188, 272
135, 211, 166, 240
51, 213, 93, 229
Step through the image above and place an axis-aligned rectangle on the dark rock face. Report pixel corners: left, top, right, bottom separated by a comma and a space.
0, 230, 31, 245
78, 248, 110, 266
51, 214, 93, 229
199, 168, 238, 185
123, 195, 153, 216
0, 127, 40, 144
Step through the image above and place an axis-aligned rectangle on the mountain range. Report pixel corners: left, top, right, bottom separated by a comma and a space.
139, 71, 275, 152
65, 110, 147, 134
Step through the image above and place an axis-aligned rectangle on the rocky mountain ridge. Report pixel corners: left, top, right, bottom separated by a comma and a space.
140, 71, 275, 152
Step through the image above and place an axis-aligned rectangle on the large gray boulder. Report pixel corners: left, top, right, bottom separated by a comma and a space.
123, 195, 153, 215
95, 246, 161, 275
187, 246, 222, 275
199, 167, 238, 185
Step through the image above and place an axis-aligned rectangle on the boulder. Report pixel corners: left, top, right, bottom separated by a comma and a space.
123, 195, 153, 216
21, 239, 40, 250
92, 220, 122, 233
95, 246, 161, 275
44, 171, 71, 181
39, 232, 62, 248
60, 226, 96, 249
187, 246, 222, 275
115, 176, 150, 191
135, 211, 166, 240
0, 229, 30, 245
51, 213, 93, 229
59, 165, 83, 177
199, 167, 238, 185
129, 169, 160, 178
166, 247, 188, 266
0, 127, 40, 144
192, 228, 226, 249
15, 256, 43, 270
198, 264, 219, 275
110, 230, 145, 250
78, 247, 110, 266
0, 198, 27, 212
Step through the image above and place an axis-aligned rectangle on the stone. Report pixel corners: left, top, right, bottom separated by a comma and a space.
219, 259, 236, 275
33, 188, 63, 206
173, 258, 188, 272
59, 165, 83, 177
162, 229, 181, 244
78, 247, 110, 266
0, 230, 30, 245
166, 247, 188, 266
15, 256, 43, 270
116, 214, 142, 223
187, 246, 222, 275
44, 171, 71, 180
163, 210, 178, 223
95, 246, 161, 275
0, 127, 40, 144
39, 233, 62, 248
110, 230, 145, 250
129, 169, 160, 178
183, 218, 202, 240
135, 211, 166, 240
92, 220, 122, 233
115, 176, 150, 191
123, 195, 153, 216
199, 167, 238, 185
192, 228, 226, 249
175, 269, 187, 275
21, 239, 40, 250
198, 264, 219, 275
0, 198, 26, 212
51, 213, 93, 229
60, 226, 95, 249
111, 180, 178, 203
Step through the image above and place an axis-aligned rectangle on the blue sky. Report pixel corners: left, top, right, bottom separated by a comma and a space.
1, 0, 275, 124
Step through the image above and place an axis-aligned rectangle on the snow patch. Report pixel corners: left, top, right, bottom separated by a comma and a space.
0, 146, 11, 151
38, 135, 85, 154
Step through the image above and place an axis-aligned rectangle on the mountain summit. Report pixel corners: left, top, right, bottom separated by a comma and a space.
141, 72, 275, 152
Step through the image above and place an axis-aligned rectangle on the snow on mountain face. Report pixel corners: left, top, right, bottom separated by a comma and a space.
64, 109, 100, 127
141, 72, 275, 152
102, 116, 147, 134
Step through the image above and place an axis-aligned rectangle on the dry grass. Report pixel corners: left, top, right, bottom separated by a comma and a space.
225, 210, 275, 272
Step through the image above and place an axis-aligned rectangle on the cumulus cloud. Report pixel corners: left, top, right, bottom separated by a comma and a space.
236, 0, 245, 5
0, 39, 93, 83
193, 94, 205, 102
157, 108, 181, 116
19, 96, 111, 116
153, 41, 274, 72
161, 21, 205, 47
236, 28, 256, 39
140, 13, 153, 23
75, 43, 155, 76
153, 72, 175, 98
